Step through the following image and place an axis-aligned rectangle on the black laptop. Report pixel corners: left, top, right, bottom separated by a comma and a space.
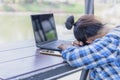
31, 13, 71, 51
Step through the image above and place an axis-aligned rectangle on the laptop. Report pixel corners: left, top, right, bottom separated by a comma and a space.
31, 13, 71, 51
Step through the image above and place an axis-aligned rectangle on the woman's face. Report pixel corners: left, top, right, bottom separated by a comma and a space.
86, 35, 98, 44
86, 32, 104, 44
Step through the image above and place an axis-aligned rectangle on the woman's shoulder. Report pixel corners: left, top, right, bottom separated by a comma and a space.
107, 26, 120, 38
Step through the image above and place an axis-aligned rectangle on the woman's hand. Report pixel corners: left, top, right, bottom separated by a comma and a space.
58, 40, 84, 50
72, 40, 84, 46
58, 44, 72, 50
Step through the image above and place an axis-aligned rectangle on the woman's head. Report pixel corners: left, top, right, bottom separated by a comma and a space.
65, 15, 104, 44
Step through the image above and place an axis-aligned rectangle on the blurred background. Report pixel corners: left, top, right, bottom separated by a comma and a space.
0, 0, 120, 44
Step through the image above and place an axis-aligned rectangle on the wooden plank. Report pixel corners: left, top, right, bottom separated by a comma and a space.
0, 53, 63, 79
0, 40, 35, 52
0, 47, 37, 63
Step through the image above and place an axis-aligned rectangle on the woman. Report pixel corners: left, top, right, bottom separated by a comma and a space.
58, 15, 120, 80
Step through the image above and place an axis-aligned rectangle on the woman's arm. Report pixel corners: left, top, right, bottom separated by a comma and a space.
61, 35, 118, 69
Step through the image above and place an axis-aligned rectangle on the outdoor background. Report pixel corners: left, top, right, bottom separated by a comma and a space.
0, 0, 84, 44
0, 0, 120, 45
0, 0, 120, 80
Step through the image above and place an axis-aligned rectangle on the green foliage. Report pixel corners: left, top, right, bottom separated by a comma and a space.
3, 4, 15, 12
20, 3, 41, 12
0, 1, 83, 13
60, 3, 84, 13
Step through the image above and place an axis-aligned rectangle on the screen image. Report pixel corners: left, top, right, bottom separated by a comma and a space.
31, 14, 57, 44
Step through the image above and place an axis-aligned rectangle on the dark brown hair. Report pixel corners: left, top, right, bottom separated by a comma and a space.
65, 15, 104, 44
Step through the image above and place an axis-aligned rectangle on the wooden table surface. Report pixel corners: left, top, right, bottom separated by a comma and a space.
0, 40, 64, 80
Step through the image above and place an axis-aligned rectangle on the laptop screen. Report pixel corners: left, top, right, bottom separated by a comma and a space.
31, 13, 58, 44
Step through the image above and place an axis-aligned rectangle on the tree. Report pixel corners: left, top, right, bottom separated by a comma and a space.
24, 0, 34, 3
12, 0, 15, 3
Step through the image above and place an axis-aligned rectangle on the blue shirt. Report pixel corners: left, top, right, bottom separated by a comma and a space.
61, 27, 120, 80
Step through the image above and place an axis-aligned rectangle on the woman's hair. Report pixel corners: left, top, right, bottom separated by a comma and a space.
65, 15, 104, 44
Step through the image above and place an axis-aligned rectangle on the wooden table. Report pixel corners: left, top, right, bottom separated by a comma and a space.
0, 40, 82, 80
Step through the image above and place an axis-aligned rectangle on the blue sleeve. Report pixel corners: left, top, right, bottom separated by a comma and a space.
61, 35, 118, 69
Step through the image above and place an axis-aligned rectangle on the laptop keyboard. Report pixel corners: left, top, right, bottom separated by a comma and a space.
49, 41, 63, 46
50, 40, 70, 45
42, 40, 71, 48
